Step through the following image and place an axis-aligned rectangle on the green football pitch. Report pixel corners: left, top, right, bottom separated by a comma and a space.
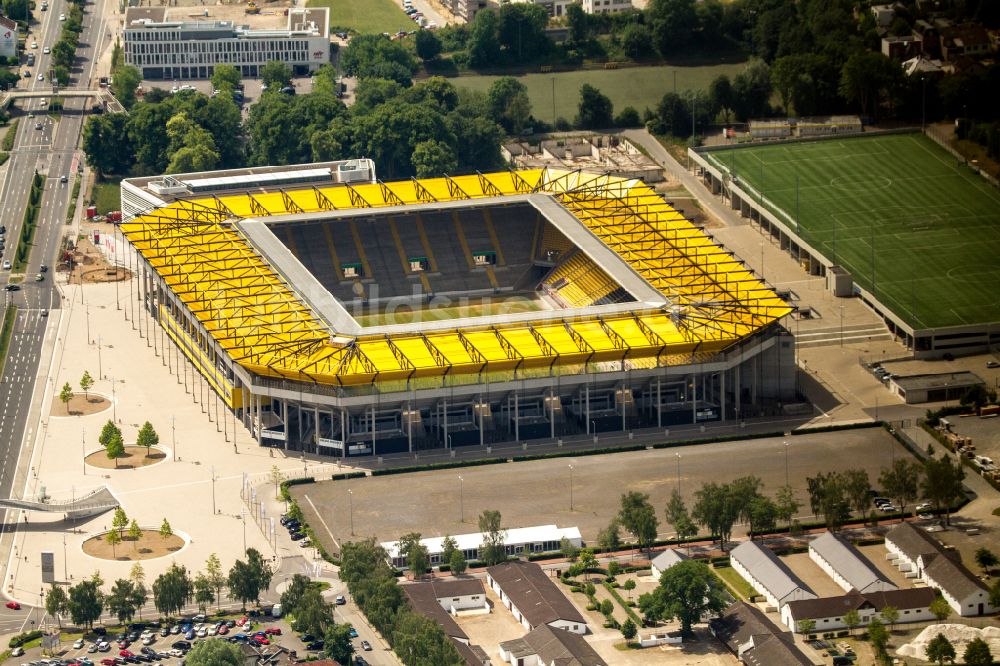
703, 133, 1000, 330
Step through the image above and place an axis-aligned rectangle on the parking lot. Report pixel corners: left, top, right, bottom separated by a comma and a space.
293, 429, 914, 556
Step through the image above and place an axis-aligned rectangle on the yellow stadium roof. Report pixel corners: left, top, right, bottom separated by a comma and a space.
121, 169, 791, 387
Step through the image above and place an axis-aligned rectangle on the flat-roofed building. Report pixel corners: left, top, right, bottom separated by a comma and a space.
809, 532, 897, 594
383, 525, 582, 570
487, 560, 587, 634
123, 6, 330, 80
730, 541, 816, 611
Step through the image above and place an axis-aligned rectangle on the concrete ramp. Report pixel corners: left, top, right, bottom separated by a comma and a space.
1, 487, 118, 519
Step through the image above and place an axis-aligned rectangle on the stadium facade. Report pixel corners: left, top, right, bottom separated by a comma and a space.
117, 161, 795, 458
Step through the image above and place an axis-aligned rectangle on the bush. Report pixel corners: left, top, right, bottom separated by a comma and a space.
331, 471, 366, 481
284, 476, 315, 487
9, 630, 43, 648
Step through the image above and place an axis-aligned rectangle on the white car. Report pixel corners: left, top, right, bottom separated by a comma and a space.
915, 502, 933, 512
43, 46, 51, 53
2, 260, 10, 270
10, 647, 23, 657
37, 72, 45, 80
58, 12, 66, 20
196, 627, 208, 638
208, 626, 218, 636
30, 41, 37, 48
73, 638, 85, 649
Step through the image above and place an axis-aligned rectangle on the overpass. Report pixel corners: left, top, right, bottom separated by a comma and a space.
0, 486, 119, 519
0, 88, 126, 114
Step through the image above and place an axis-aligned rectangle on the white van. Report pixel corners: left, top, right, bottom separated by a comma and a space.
271, 603, 282, 617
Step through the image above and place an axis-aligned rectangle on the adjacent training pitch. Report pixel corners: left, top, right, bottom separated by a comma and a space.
704, 133, 1000, 329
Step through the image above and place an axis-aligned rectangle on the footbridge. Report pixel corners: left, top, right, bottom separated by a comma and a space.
0, 486, 118, 519
0, 88, 126, 114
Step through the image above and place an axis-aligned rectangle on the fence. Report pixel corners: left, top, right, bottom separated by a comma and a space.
923, 126, 1000, 189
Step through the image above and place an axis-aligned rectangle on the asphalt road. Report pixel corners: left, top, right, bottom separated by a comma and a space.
0, 0, 113, 631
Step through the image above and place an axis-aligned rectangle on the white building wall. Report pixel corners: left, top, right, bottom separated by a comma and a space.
582, 0, 632, 13
548, 618, 586, 635
730, 558, 779, 609
782, 605, 936, 633
809, 549, 853, 594
0, 22, 17, 59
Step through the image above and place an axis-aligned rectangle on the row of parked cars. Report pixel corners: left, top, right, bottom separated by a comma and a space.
280, 513, 311, 546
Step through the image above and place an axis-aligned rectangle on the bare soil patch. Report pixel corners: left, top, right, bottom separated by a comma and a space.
67, 237, 131, 284
82, 529, 184, 561
51, 393, 111, 417
85, 445, 166, 470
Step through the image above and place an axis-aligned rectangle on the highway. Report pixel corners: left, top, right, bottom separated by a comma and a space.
0, 0, 114, 629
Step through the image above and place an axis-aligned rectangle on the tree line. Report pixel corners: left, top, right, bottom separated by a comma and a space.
43, 548, 271, 630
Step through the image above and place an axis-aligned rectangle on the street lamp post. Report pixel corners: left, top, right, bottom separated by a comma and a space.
111, 376, 116, 423
568, 464, 574, 511
241, 508, 246, 553
171, 415, 176, 462
458, 476, 464, 523
675, 453, 681, 493
783, 440, 789, 487
348, 489, 354, 536
211, 466, 216, 515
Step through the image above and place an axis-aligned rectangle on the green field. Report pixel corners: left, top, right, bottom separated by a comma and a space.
353, 294, 541, 327
452, 63, 745, 124
307, 0, 412, 33
703, 133, 1000, 329
90, 180, 121, 215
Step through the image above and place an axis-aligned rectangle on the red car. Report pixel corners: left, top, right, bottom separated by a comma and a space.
5, 601, 20, 610
217, 625, 229, 635
255, 636, 270, 645
236, 616, 248, 626
101, 660, 116, 666
264, 627, 281, 635
119, 649, 134, 657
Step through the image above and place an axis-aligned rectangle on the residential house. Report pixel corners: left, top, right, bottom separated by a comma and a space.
486, 560, 588, 634
730, 541, 817, 611
782, 588, 937, 633
498, 624, 607, 666
402, 579, 492, 666
941, 24, 992, 61
710, 601, 813, 666
650, 548, 689, 579
885, 522, 994, 616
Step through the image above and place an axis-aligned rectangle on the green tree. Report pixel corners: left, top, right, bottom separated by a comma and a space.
560, 537, 579, 562
748, 496, 778, 539
80, 371, 94, 400
325, 623, 355, 664
638, 560, 726, 636
620, 23, 653, 59
796, 618, 816, 635
280, 574, 311, 617
974, 547, 997, 576
45, 585, 69, 627
621, 618, 637, 643
205, 553, 226, 609
962, 637, 993, 666
160, 518, 173, 540
709, 74, 734, 125
731, 58, 772, 121
880, 605, 899, 632
228, 549, 272, 608
67, 579, 104, 629
597, 520, 621, 552
497, 2, 549, 62
607, 561, 620, 578
392, 611, 465, 664
106, 579, 138, 624
165, 112, 220, 174
269, 465, 285, 499
879, 459, 922, 514
868, 617, 889, 655
486, 76, 532, 134
618, 491, 659, 556
648, 0, 696, 58
152, 563, 192, 617
184, 638, 244, 666
838, 51, 901, 119
692, 482, 739, 550
842, 469, 872, 517
478, 510, 507, 566
415, 29, 442, 61
100, 420, 122, 450
991, 579, 1000, 608
930, 596, 952, 622
806, 472, 851, 531
129, 579, 148, 621
774, 485, 800, 531
576, 84, 613, 130
111, 65, 142, 110
412, 139, 457, 178
60, 382, 74, 414
297, 586, 333, 637
82, 114, 134, 177
922, 455, 965, 525
112, 507, 128, 537
449, 548, 468, 576
960, 385, 991, 414
657, 91, 692, 137
565, 2, 589, 45
194, 572, 215, 613
127, 518, 142, 545
441, 535, 458, 566
926, 632, 956, 665
623, 578, 636, 601
843, 609, 861, 635
599, 599, 614, 617
468, 9, 501, 68
578, 548, 597, 582
105, 530, 121, 558
211, 64, 241, 92
261, 61, 293, 91
340, 34, 416, 85
136, 421, 159, 457
106, 432, 125, 468
397, 533, 430, 577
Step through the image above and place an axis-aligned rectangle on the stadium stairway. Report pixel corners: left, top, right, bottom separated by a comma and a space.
795, 323, 893, 349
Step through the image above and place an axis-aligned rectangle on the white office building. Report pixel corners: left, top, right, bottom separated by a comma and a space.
123, 6, 330, 80
582, 0, 632, 13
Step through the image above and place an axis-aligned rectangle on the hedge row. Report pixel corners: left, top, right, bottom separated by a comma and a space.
790, 421, 881, 435
9, 630, 43, 649
331, 471, 366, 481
370, 456, 508, 476
602, 580, 642, 625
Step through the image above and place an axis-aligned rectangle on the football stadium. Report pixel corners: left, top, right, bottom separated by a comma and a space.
691, 132, 1000, 356
115, 161, 794, 457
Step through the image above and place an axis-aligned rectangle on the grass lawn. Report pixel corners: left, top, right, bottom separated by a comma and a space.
353, 294, 541, 326
713, 564, 757, 600
91, 180, 121, 215
452, 63, 746, 124
702, 133, 1000, 329
306, 0, 412, 34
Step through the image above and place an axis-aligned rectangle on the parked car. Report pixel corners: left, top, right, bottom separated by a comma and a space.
5, 601, 20, 609
361, 640, 372, 651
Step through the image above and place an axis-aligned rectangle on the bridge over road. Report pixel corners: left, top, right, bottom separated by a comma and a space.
0, 88, 126, 113
0, 486, 118, 520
